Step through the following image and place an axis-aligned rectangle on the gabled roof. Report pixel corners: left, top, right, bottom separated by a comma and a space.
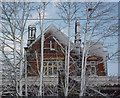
28, 24, 80, 52
86, 41, 108, 59
27, 24, 81, 54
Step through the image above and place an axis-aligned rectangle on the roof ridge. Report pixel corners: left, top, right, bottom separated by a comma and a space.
27, 24, 74, 48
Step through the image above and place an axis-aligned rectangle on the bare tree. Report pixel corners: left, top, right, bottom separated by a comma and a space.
56, 2, 118, 97
56, 2, 81, 96
78, 2, 118, 96
34, 2, 49, 96
0, 2, 33, 96
0, 2, 118, 97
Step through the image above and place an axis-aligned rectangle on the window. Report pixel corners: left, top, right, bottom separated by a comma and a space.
48, 67, 52, 75
50, 41, 55, 51
48, 62, 52, 66
90, 66, 96, 75
90, 61, 98, 65
31, 29, 36, 38
53, 67, 57, 74
43, 61, 63, 76
90, 61, 95, 65
87, 61, 98, 75
43, 67, 47, 75
53, 62, 57, 66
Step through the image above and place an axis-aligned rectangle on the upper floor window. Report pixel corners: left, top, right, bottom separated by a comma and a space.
90, 61, 98, 65
90, 66, 96, 75
50, 40, 56, 51
87, 61, 97, 76
90, 61, 95, 65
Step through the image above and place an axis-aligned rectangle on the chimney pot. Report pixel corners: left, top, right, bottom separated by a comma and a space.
27, 25, 36, 46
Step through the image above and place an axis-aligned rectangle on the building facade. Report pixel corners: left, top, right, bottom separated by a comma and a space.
25, 22, 108, 78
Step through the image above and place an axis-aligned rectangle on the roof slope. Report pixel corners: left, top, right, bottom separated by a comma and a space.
28, 24, 78, 52
86, 41, 108, 58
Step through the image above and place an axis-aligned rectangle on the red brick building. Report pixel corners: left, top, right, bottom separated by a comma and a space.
24, 22, 108, 77
86, 41, 108, 76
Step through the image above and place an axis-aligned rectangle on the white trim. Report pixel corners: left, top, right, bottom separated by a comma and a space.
53, 37, 65, 50
90, 66, 96, 75
50, 40, 55, 51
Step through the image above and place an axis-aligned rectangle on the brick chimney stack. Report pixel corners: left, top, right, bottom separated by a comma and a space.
27, 25, 36, 46
75, 20, 81, 44
74, 20, 81, 56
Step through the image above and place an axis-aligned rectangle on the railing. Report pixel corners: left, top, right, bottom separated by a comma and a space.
70, 76, 120, 86
1, 76, 120, 86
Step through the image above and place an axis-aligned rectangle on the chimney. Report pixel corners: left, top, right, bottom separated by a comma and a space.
27, 25, 36, 46
75, 20, 81, 44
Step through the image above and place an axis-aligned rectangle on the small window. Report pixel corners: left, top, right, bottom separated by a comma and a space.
49, 62, 52, 66
58, 61, 61, 66
90, 61, 95, 65
50, 41, 55, 51
90, 66, 96, 75
53, 67, 57, 74
53, 62, 57, 66
48, 67, 52, 75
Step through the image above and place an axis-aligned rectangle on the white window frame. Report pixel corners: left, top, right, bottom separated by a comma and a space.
50, 41, 55, 51
43, 61, 62, 76
90, 61, 96, 65
90, 66, 96, 75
